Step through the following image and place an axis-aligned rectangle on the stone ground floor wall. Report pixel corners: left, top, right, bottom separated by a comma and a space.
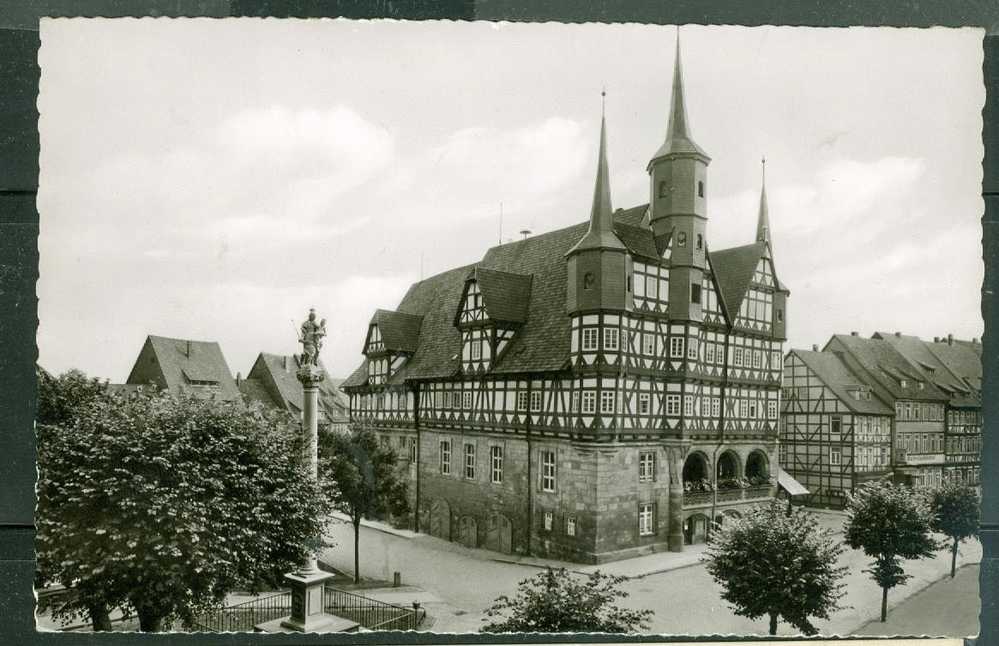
358, 421, 776, 563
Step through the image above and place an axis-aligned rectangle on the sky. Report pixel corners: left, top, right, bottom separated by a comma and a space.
37, 20, 984, 382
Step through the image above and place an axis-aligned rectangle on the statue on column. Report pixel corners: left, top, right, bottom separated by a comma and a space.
299, 308, 327, 366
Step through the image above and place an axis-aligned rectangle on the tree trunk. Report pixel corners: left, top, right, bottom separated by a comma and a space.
880, 586, 888, 622
88, 603, 112, 632
353, 517, 361, 584
769, 612, 778, 635
137, 607, 163, 632
951, 540, 959, 578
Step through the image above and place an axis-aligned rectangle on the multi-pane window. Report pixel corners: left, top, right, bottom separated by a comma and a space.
603, 328, 619, 351
463, 391, 473, 410
409, 437, 418, 462
638, 503, 655, 536
642, 333, 655, 355
687, 338, 698, 360
452, 391, 461, 408
739, 400, 748, 418
470, 339, 481, 360
464, 443, 476, 479
571, 391, 580, 413
831, 416, 842, 438
566, 516, 577, 537
638, 393, 651, 415
734, 347, 744, 367
705, 344, 715, 364
600, 390, 615, 414
684, 395, 694, 416
666, 394, 681, 416
544, 511, 553, 531
670, 337, 684, 358
638, 451, 656, 482
490, 446, 503, 484
829, 447, 841, 466
582, 391, 596, 414
582, 328, 599, 351
530, 391, 542, 412
711, 397, 721, 417
516, 391, 529, 411
540, 450, 556, 492
440, 439, 451, 475
768, 400, 778, 420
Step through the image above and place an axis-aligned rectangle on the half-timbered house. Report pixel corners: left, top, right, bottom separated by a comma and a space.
342, 38, 789, 563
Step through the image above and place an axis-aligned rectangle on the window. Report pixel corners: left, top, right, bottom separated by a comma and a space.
658, 180, 668, 198
753, 350, 762, 369
541, 450, 556, 492
705, 344, 715, 364
666, 394, 681, 416
491, 446, 503, 484
603, 327, 619, 351
643, 333, 655, 355
530, 391, 542, 412
691, 283, 702, 305
571, 391, 580, 413
777, 309, 784, 322
748, 402, 757, 418
582, 328, 599, 351
582, 391, 596, 413
470, 339, 481, 360
687, 337, 698, 360
463, 391, 472, 410
831, 416, 842, 438
677, 231, 687, 247
684, 395, 694, 416
638, 393, 651, 415
734, 347, 744, 367
712, 397, 721, 417
696, 233, 703, 250
768, 400, 778, 420
410, 437, 418, 462
670, 336, 684, 358
639, 451, 656, 482
697, 180, 705, 197
544, 511, 553, 531
464, 443, 476, 479
440, 439, 451, 475
829, 447, 841, 466
600, 390, 615, 414
566, 516, 576, 537
639, 503, 655, 536
739, 400, 748, 418
452, 391, 461, 408
583, 272, 595, 290
516, 391, 529, 411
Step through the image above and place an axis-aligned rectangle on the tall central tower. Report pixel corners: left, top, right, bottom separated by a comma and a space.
648, 36, 711, 322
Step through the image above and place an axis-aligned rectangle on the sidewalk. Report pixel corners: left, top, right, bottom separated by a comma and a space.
328, 511, 419, 539
488, 544, 709, 579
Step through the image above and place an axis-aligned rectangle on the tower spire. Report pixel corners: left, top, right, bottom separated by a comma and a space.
649, 29, 709, 167
756, 155, 771, 246
567, 90, 624, 256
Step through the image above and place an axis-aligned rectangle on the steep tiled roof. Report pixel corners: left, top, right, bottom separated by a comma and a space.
474, 267, 533, 323
242, 352, 347, 422
874, 332, 970, 394
127, 335, 241, 402
613, 222, 659, 261
790, 349, 893, 415
925, 339, 983, 396
824, 335, 948, 402
709, 242, 765, 318
372, 310, 424, 353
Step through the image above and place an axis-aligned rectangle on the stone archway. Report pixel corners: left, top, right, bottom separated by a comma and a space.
746, 450, 770, 484
683, 513, 710, 545
484, 513, 513, 554
716, 450, 741, 481
457, 515, 478, 548
428, 499, 451, 541
682, 452, 710, 487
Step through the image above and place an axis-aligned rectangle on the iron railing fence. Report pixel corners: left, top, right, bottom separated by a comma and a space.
189, 591, 291, 632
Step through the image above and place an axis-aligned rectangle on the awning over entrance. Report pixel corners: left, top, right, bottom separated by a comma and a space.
776, 466, 809, 497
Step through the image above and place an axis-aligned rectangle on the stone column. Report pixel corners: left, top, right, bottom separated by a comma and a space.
666, 446, 686, 552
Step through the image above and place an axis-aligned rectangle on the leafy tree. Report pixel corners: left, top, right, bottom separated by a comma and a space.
37, 384, 332, 632
480, 567, 652, 633
319, 428, 409, 584
705, 501, 847, 635
844, 481, 938, 622
927, 482, 979, 578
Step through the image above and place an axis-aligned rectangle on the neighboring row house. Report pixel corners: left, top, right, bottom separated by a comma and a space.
121, 335, 349, 430
780, 333, 982, 508
342, 38, 793, 563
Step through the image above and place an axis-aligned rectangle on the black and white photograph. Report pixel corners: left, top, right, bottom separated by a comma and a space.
34, 19, 984, 636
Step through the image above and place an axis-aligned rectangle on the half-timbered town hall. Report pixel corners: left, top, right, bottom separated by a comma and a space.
342, 38, 790, 563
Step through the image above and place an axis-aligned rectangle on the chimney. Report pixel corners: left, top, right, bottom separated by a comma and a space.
235, 372, 242, 385
850, 331, 858, 337
947, 333, 954, 346
934, 336, 940, 343
812, 344, 819, 352
894, 331, 901, 338
186, 340, 191, 357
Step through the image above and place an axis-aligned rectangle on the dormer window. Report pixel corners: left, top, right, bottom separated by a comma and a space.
899, 379, 908, 388
366, 325, 384, 353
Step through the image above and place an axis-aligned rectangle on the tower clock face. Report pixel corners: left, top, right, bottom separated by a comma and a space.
583, 272, 595, 289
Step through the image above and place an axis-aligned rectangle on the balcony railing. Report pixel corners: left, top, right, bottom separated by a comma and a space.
683, 484, 775, 508
189, 586, 425, 633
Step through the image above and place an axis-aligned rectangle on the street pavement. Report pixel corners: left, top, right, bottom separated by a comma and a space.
319, 513, 982, 636
854, 564, 979, 637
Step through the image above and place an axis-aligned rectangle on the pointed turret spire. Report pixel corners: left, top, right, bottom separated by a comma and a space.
649, 30, 710, 167
567, 90, 625, 255
756, 156, 771, 246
